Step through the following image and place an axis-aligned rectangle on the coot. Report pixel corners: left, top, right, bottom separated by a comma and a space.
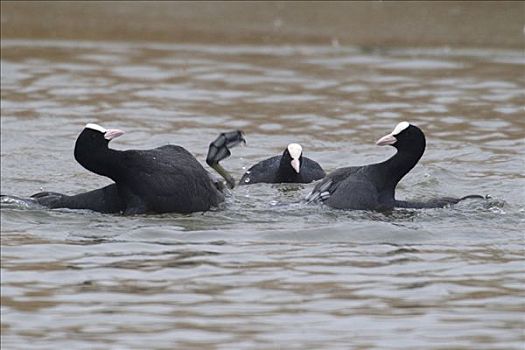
306, 121, 482, 210
29, 124, 245, 215
239, 143, 325, 185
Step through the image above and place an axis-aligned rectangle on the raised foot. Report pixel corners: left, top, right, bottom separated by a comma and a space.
206, 130, 246, 165
206, 130, 246, 189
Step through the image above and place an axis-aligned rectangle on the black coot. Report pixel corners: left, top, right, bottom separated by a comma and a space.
29, 124, 245, 215
306, 121, 482, 210
239, 143, 325, 185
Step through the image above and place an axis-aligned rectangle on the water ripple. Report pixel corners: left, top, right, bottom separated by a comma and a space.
1, 40, 524, 350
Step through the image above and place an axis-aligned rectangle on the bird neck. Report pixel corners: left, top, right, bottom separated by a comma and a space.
74, 146, 121, 181
277, 157, 299, 182
378, 144, 425, 188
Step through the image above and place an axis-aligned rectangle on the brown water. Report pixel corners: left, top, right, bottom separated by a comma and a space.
1, 39, 524, 349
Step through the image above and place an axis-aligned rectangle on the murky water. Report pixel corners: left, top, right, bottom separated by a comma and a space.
1, 39, 524, 349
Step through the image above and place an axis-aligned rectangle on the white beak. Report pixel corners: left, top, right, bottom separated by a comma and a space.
104, 129, 125, 141
291, 158, 300, 173
376, 133, 397, 146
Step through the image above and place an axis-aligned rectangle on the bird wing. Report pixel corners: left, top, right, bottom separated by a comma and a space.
307, 164, 386, 210
300, 157, 326, 182
305, 166, 359, 203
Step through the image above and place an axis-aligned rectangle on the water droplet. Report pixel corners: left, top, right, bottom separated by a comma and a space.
244, 178, 251, 183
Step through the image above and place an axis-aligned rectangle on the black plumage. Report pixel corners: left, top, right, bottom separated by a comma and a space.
239, 143, 325, 185
30, 184, 124, 213
29, 124, 244, 215
306, 121, 481, 210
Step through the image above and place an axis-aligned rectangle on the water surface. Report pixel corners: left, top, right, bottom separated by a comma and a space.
1, 39, 524, 349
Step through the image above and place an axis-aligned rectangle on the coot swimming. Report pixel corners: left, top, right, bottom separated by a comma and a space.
306, 121, 482, 210
239, 143, 325, 185
26, 124, 245, 215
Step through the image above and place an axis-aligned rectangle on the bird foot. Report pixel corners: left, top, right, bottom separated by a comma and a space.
206, 130, 246, 166
206, 130, 246, 189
